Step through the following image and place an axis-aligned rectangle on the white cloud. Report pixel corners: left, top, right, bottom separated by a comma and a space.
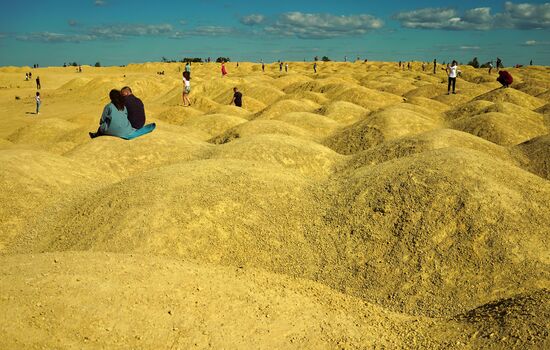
265, 12, 383, 39
524, 40, 537, 45
94, 0, 107, 6
16, 32, 96, 43
188, 26, 238, 36
90, 24, 173, 38
393, 2, 550, 30
240, 14, 265, 26
460, 46, 481, 50
68, 19, 78, 27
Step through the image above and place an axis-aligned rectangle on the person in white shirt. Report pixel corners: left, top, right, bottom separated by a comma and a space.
35, 92, 41, 114
182, 71, 191, 106
446, 60, 460, 94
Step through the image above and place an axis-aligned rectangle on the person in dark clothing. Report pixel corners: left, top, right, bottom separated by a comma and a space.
497, 70, 513, 88
433, 59, 437, 74
121, 86, 146, 129
36, 76, 41, 89
230, 87, 243, 107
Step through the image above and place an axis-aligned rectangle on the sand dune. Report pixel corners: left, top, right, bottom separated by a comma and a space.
0, 61, 548, 349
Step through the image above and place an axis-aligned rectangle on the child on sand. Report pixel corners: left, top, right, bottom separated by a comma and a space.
35, 92, 41, 114
230, 87, 243, 107
182, 71, 191, 106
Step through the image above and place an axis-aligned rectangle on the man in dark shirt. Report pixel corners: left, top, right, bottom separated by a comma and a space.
230, 87, 243, 107
121, 86, 146, 129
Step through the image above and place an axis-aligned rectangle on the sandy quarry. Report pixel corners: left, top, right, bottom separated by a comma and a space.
0, 61, 549, 349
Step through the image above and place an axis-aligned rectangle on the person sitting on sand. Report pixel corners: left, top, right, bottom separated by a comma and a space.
89, 89, 135, 138
230, 87, 242, 107
121, 86, 146, 129
182, 71, 191, 107
497, 70, 513, 88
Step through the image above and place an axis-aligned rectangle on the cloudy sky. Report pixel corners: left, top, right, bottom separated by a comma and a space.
0, 0, 549, 66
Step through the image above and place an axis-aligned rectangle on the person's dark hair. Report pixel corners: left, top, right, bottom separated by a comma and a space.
121, 86, 132, 94
452, 60, 458, 66
183, 71, 191, 80
109, 89, 125, 111
36, 92, 40, 96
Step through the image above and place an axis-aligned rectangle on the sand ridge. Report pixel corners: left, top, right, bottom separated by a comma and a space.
0, 61, 549, 349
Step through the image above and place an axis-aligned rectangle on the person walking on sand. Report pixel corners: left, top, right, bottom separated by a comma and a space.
185, 61, 191, 77
422, 62, 426, 71
230, 87, 243, 107
262, 62, 265, 72
221, 62, 227, 77
433, 59, 437, 74
182, 71, 191, 106
313, 62, 317, 73
35, 92, 41, 114
36, 76, 41, 89
488, 61, 494, 74
446, 60, 460, 94
496, 57, 502, 71
279, 61, 283, 72
89, 89, 134, 139
121, 86, 146, 129
285, 63, 288, 72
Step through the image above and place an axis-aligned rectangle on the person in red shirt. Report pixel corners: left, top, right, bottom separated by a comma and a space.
497, 70, 513, 88
221, 62, 227, 77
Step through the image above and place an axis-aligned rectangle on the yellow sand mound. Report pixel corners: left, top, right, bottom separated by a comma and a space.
474, 87, 546, 110
515, 135, 550, 180
209, 119, 313, 144
328, 148, 550, 316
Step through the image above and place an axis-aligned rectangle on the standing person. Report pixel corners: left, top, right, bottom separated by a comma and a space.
399, 61, 401, 68
496, 57, 502, 71
182, 71, 191, 106
121, 86, 146, 129
35, 92, 41, 114
433, 59, 437, 74
230, 87, 242, 107
530, 59, 533, 66
89, 89, 134, 138
488, 61, 494, 74
185, 61, 191, 77
221, 62, 227, 77
421, 62, 426, 71
446, 60, 460, 94
407, 62, 411, 70
285, 63, 288, 72
36, 76, 41, 89
262, 62, 265, 72
279, 61, 283, 72
25, 73, 29, 81
313, 62, 317, 73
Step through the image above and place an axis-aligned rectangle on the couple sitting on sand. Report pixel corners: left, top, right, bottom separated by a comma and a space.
89, 87, 148, 139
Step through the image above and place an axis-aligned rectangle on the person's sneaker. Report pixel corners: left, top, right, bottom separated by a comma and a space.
452, 92, 456, 94
89, 132, 97, 139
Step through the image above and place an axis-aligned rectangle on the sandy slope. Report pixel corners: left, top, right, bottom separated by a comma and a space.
0, 61, 549, 349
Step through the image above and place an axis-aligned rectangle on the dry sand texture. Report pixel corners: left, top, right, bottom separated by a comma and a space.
0, 61, 549, 349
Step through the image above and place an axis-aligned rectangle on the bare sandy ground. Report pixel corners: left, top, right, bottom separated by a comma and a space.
0, 61, 549, 349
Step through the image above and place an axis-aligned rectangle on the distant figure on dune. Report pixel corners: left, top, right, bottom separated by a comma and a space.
89, 89, 134, 139
185, 61, 191, 77
488, 61, 494, 74
35, 92, 41, 114
422, 62, 426, 71
221, 62, 227, 77
182, 71, 191, 107
407, 62, 411, 70
497, 70, 513, 88
121, 86, 146, 129
279, 61, 283, 72
25, 73, 29, 81
446, 60, 460, 95
530, 59, 533, 66
262, 62, 265, 72
36, 76, 41, 89
285, 63, 288, 72
399, 61, 401, 68
230, 87, 243, 107
433, 59, 437, 74
496, 57, 502, 71
313, 62, 317, 73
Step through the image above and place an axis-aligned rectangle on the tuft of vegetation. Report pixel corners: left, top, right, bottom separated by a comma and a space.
322, 56, 331, 62
467, 57, 480, 68
94, 62, 101, 67
216, 57, 231, 63
181, 58, 203, 63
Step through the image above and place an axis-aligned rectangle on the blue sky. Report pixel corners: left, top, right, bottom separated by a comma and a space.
0, 0, 549, 66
